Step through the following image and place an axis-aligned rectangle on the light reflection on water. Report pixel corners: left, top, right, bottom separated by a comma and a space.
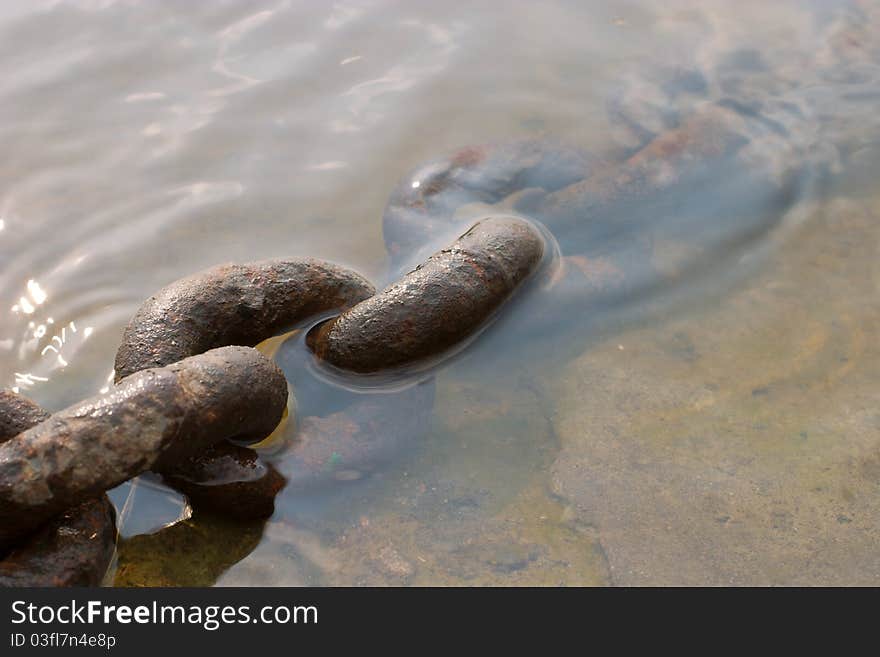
0, 1, 878, 585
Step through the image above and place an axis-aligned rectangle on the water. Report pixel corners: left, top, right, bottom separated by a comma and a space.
1, 1, 878, 585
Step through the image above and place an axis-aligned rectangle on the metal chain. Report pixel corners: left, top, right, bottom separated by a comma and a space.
0, 215, 544, 586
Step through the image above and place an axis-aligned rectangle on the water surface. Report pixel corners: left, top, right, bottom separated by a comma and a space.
1, 0, 878, 585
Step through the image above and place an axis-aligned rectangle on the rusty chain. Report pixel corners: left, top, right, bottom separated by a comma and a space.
0, 214, 545, 587
0, 96, 807, 585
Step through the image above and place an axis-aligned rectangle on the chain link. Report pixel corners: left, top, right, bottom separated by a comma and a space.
0, 213, 543, 585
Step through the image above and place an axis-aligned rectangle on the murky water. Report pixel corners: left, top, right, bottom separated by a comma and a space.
1, 1, 878, 585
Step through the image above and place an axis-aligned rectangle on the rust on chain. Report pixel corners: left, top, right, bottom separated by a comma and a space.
114, 258, 374, 518
0, 346, 286, 551
114, 258, 375, 381
0, 496, 116, 587
0, 390, 51, 443
307, 215, 545, 374
377, 104, 777, 346
0, 391, 116, 587
160, 442, 286, 520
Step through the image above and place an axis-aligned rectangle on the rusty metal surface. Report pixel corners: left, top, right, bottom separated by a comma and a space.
0, 391, 116, 587
377, 103, 795, 349
308, 216, 545, 373
160, 442, 287, 520
115, 259, 375, 381
0, 390, 50, 444
0, 496, 116, 587
0, 346, 286, 551
114, 258, 376, 519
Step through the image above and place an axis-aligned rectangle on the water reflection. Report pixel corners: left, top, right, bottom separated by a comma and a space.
7, 315, 98, 394
109, 475, 190, 539
114, 509, 267, 587
11, 279, 47, 314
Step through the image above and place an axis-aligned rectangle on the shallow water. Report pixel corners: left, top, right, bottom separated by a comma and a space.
1, 1, 879, 585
